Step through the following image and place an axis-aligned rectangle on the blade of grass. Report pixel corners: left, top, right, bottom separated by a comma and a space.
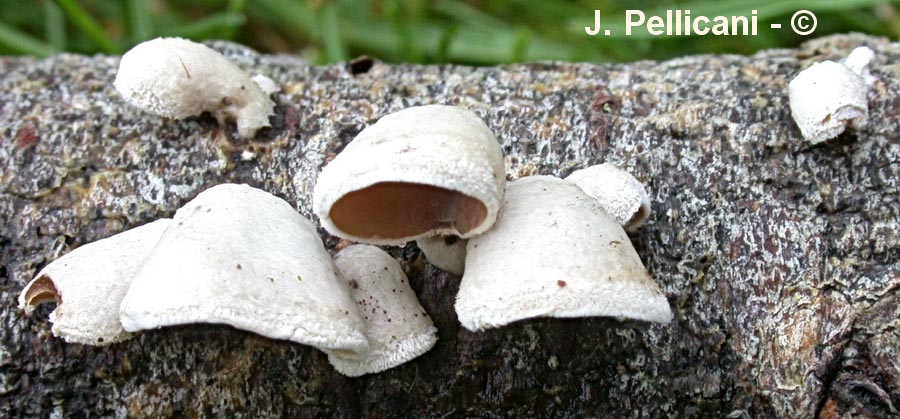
0, 21, 57, 56
341, 17, 436, 62
386, 0, 421, 63
829, 9, 887, 33
43, 0, 66, 51
220, 0, 246, 39
491, 0, 588, 24
448, 27, 577, 63
250, 0, 578, 63
510, 27, 530, 63
126, 0, 153, 44
342, 17, 578, 64
436, 24, 458, 63
158, 12, 246, 39
55, 0, 119, 54
319, 2, 347, 63
888, 9, 900, 38
432, 0, 510, 30
246, 0, 315, 38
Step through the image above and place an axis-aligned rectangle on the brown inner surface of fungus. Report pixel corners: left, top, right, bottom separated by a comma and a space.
330, 182, 488, 240
23, 275, 61, 308
625, 206, 649, 230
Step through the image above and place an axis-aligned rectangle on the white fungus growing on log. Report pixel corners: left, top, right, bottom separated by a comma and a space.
565, 163, 651, 232
326, 245, 437, 377
18, 219, 171, 345
119, 184, 368, 353
114, 37, 276, 139
788, 46, 874, 144
313, 105, 506, 245
455, 176, 672, 331
416, 235, 468, 276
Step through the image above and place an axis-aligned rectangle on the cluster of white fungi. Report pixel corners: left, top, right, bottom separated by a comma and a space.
21, 36, 873, 376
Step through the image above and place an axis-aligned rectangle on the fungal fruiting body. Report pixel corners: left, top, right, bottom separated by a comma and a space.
789, 46, 874, 144
119, 184, 368, 353
18, 219, 171, 345
326, 245, 437, 376
313, 105, 505, 245
455, 176, 672, 331
114, 37, 276, 139
416, 235, 467, 276
842, 46, 875, 82
565, 163, 651, 232
251, 74, 279, 96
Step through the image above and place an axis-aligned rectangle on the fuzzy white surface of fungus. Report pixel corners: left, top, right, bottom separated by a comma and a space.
313, 105, 506, 246
119, 184, 368, 353
416, 235, 467, 276
788, 46, 874, 144
251, 74, 279, 95
326, 245, 437, 376
843, 46, 875, 83
114, 37, 276, 139
565, 164, 651, 232
455, 176, 672, 331
18, 219, 171, 345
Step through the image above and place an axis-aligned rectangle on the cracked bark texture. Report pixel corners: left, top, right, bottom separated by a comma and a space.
0, 34, 898, 418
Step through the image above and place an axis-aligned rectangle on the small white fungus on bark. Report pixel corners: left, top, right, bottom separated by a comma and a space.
115, 37, 276, 139
119, 184, 368, 353
326, 245, 438, 376
455, 176, 672, 331
416, 235, 468, 276
313, 105, 506, 246
18, 219, 171, 345
565, 164, 651, 232
788, 46, 874, 144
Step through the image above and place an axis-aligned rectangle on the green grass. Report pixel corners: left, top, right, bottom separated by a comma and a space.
0, 0, 898, 64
